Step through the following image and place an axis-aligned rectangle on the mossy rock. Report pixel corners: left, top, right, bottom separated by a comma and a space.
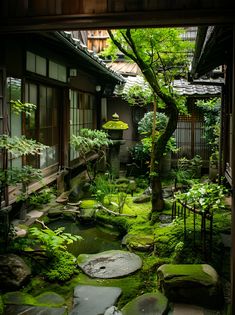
3, 291, 66, 308
122, 234, 154, 252
3, 292, 36, 305
133, 195, 151, 204
79, 208, 96, 222
80, 199, 97, 209
121, 292, 168, 315
157, 264, 224, 309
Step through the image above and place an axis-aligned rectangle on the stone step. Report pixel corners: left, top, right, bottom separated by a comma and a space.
171, 304, 221, 315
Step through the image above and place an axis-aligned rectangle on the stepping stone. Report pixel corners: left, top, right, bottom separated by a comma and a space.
3, 291, 68, 315
70, 285, 122, 315
121, 292, 168, 315
157, 264, 224, 309
172, 303, 204, 315
77, 250, 142, 278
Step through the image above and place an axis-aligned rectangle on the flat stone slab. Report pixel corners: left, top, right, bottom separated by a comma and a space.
172, 303, 204, 315
3, 291, 68, 315
77, 250, 142, 278
121, 292, 168, 315
157, 264, 224, 309
70, 285, 122, 315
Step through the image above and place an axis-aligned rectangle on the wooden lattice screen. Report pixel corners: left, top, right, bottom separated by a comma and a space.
173, 114, 210, 161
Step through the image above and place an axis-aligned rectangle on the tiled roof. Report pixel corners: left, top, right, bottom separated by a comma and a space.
173, 79, 221, 96
57, 31, 125, 83
114, 75, 147, 95
114, 76, 221, 97
108, 62, 141, 76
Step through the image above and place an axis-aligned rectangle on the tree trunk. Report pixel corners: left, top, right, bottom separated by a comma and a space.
151, 174, 164, 213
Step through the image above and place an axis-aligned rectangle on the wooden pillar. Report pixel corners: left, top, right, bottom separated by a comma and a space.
231, 25, 235, 315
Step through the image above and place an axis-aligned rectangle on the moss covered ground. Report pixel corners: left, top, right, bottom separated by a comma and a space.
10, 179, 231, 312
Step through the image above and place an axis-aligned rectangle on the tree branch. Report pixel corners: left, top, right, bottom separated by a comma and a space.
108, 30, 138, 63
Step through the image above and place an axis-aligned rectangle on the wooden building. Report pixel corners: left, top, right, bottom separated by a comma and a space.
0, 30, 124, 203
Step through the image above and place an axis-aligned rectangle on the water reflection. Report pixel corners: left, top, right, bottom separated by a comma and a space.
48, 220, 122, 256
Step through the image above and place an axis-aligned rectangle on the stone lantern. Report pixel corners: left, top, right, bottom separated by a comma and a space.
102, 113, 128, 177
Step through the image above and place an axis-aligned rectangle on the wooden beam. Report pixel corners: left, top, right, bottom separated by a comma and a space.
0, 9, 235, 33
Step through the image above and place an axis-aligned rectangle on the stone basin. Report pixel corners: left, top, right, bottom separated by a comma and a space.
77, 250, 142, 278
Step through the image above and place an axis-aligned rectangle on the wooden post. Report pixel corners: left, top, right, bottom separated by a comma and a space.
231, 25, 235, 315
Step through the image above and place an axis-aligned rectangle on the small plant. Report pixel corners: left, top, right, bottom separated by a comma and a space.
90, 173, 116, 205
172, 155, 202, 187
175, 182, 228, 214
10, 99, 36, 116
27, 226, 82, 258
28, 188, 54, 208
117, 192, 127, 214
70, 128, 112, 180
0, 134, 47, 157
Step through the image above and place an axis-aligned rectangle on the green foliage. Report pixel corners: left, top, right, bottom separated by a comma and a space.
0, 134, 48, 157
196, 97, 220, 153
28, 188, 55, 207
10, 99, 36, 116
122, 82, 153, 106
175, 182, 228, 213
102, 28, 192, 85
138, 112, 168, 134
44, 250, 77, 282
7, 166, 42, 187
172, 155, 202, 185
90, 173, 116, 204
117, 192, 127, 213
131, 111, 177, 169
70, 128, 112, 156
171, 241, 184, 263
71, 128, 112, 180
28, 226, 82, 257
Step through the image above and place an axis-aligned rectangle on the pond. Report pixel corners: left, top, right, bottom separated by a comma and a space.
48, 219, 122, 256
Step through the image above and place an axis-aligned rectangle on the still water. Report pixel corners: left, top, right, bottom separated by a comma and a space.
48, 220, 122, 256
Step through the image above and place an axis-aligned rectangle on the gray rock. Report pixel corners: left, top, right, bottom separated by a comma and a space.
77, 250, 142, 278
157, 264, 224, 309
143, 187, 152, 195
0, 254, 31, 291
70, 285, 122, 315
121, 292, 168, 315
104, 306, 123, 315
133, 195, 151, 204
